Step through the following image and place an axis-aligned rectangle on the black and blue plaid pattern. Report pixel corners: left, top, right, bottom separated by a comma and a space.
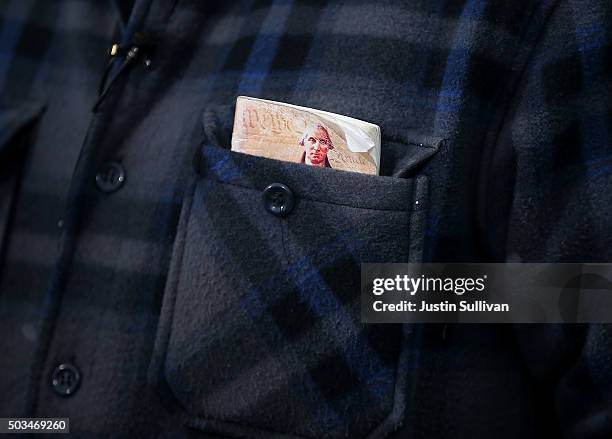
0, 0, 611, 437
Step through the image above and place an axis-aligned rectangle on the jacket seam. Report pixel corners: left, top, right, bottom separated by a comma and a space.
476, 0, 563, 259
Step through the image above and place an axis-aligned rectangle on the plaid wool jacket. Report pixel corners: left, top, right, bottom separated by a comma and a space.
0, 0, 611, 438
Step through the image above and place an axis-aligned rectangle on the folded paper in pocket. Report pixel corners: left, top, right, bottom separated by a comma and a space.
231, 96, 381, 175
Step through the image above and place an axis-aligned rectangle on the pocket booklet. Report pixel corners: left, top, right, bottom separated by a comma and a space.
230, 96, 381, 175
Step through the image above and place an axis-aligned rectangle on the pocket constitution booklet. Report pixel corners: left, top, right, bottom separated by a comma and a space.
231, 96, 381, 175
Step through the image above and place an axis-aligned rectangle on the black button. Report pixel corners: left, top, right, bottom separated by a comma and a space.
51, 363, 81, 397
263, 183, 294, 217
95, 162, 125, 193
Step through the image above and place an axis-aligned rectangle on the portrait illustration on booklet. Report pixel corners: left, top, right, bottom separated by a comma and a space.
231, 96, 381, 175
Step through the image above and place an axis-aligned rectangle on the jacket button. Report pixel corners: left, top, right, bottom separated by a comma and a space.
51, 363, 81, 397
262, 183, 294, 217
95, 162, 125, 193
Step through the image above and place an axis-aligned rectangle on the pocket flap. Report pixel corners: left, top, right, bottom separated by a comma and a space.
198, 144, 415, 211
0, 101, 45, 160
0, 100, 45, 270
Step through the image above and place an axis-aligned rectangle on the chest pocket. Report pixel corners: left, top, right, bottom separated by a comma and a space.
149, 104, 439, 439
